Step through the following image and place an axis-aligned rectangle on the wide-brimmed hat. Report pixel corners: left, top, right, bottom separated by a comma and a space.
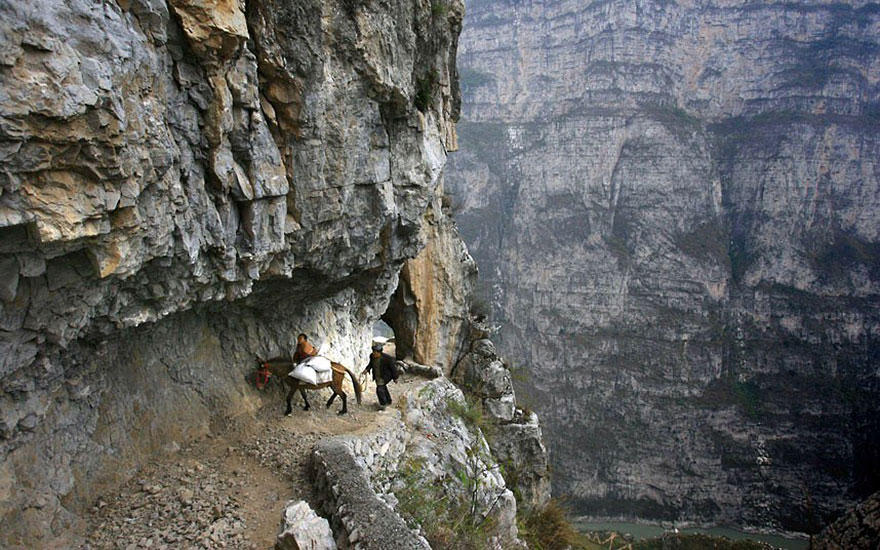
371, 336, 388, 350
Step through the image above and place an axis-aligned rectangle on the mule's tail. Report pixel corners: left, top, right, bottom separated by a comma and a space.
345, 367, 363, 404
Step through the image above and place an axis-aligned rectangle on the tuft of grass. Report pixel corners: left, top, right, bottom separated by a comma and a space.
518, 500, 600, 550
395, 458, 445, 531
414, 71, 438, 112
446, 395, 495, 439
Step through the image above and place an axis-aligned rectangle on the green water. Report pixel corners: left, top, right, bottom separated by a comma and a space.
576, 520, 809, 550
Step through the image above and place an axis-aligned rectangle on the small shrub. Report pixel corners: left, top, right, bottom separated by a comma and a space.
394, 456, 499, 550
518, 500, 595, 550
395, 458, 448, 532
414, 71, 438, 112
446, 395, 494, 439
431, 1, 447, 17
469, 295, 491, 319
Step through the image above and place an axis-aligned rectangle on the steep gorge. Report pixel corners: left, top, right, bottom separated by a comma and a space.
446, 0, 880, 533
0, 0, 548, 547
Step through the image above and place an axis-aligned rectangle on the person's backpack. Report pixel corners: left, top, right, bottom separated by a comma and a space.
380, 355, 399, 382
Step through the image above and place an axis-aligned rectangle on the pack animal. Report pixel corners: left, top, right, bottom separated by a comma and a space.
257, 357, 362, 415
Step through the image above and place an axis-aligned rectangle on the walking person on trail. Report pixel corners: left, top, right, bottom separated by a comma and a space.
293, 333, 317, 364
362, 339, 398, 409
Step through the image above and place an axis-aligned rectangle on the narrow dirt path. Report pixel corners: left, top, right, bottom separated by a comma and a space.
82, 375, 421, 549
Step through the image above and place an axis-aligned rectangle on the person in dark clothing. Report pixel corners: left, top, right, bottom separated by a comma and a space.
293, 333, 317, 364
362, 341, 398, 409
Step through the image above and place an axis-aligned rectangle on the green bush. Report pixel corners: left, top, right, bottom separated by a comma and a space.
446, 395, 495, 439
414, 72, 438, 112
517, 500, 599, 550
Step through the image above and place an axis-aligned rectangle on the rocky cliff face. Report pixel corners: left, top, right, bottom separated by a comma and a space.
814, 490, 880, 550
385, 193, 478, 373
446, 0, 880, 532
0, 0, 470, 546
384, 195, 552, 512
313, 376, 526, 549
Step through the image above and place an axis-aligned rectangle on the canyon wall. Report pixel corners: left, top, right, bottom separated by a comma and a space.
0, 0, 467, 546
446, 0, 880, 532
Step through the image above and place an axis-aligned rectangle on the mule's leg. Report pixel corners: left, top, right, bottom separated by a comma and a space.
326, 393, 337, 408
300, 388, 310, 410
338, 391, 348, 415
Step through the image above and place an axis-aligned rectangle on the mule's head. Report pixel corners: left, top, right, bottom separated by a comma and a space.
254, 357, 272, 390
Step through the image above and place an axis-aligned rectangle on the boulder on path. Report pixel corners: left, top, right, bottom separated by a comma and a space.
276, 500, 336, 550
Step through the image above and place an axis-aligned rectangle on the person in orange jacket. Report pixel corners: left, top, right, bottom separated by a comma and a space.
293, 333, 317, 364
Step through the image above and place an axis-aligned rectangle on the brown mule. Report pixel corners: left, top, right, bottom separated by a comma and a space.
257, 357, 362, 415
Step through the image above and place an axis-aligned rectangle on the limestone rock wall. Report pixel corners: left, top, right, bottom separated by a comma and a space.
453, 336, 551, 509
383, 189, 552, 512
0, 0, 464, 546
446, 0, 880, 532
384, 194, 477, 372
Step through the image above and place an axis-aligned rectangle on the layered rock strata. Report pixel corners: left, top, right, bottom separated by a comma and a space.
446, 0, 880, 531
0, 0, 465, 545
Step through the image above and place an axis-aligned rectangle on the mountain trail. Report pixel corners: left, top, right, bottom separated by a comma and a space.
82, 375, 422, 549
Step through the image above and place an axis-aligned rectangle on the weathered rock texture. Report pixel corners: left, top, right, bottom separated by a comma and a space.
311, 377, 524, 549
446, 0, 880, 532
276, 500, 336, 550
385, 197, 552, 510
0, 0, 465, 546
453, 335, 551, 509
385, 195, 477, 371
814, 490, 880, 550
312, 416, 427, 550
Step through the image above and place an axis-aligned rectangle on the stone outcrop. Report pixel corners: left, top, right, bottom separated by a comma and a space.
455, 338, 515, 422
0, 0, 466, 546
487, 414, 551, 511
453, 334, 551, 510
313, 433, 430, 550
385, 194, 478, 372
813, 490, 880, 550
446, 0, 880, 532
384, 192, 551, 512
396, 377, 520, 544
276, 500, 337, 550
311, 377, 525, 549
